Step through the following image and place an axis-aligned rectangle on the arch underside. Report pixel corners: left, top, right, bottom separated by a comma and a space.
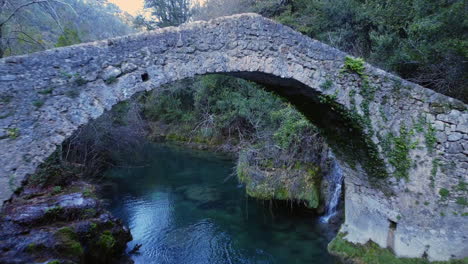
0, 13, 466, 261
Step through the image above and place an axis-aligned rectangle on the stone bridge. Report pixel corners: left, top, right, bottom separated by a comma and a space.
0, 13, 466, 261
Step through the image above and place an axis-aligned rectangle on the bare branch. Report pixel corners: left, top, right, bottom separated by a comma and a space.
0, 0, 48, 26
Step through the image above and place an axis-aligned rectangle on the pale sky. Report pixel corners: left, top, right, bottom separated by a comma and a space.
109, 0, 206, 16
109, 0, 145, 15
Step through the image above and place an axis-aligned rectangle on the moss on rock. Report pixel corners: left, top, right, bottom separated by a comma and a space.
96, 230, 116, 252
55, 227, 84, 257
237, 160, 321, 208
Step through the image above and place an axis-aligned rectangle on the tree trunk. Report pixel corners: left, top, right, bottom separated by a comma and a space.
0, 25, 4, 58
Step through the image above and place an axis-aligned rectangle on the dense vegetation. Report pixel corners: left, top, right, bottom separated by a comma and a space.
195, 0, 467, 101
0, 0, 134, 57
143, 75, 324, 168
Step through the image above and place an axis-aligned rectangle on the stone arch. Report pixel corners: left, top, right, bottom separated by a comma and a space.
0, 13, 466, 261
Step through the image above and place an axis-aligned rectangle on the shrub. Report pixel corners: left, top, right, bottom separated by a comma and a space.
439, 188, 450, 198
344, 56, 366, 76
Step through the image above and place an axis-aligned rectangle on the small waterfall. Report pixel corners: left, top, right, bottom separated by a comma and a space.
321, 155, 344, 223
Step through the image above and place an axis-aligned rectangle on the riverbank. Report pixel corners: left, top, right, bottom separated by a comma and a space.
0, 158, 133, 264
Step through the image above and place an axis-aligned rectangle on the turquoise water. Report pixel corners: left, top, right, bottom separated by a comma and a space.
103, 143, 340, 264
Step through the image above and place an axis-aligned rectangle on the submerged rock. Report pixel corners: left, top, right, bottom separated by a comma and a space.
0, 181, 133, 264
180, 184, 221, 203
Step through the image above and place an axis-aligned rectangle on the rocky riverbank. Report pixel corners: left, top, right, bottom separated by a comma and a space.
0, 167, 132, 264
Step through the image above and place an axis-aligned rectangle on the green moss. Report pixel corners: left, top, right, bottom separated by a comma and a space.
320, 79, 333, 90
38, 88, 54, 95
97, 230, 116, 252
455, 197, 467, 206
6, 128, 20, 139
343, 56, 366, 76
238, 161, 320, 208
236, 161, 248, 183
328, 233, 468, 264
45, 206, 64, 219
439, 188, 450, 198
27, 243, 39, 252
90, 222, 98, 231
430, 159, 439, 188
425, 123, 437, 153
319, 93, 338, 105
52, 186, 62, 195
105, 76, 118, 85
456, 181, 466, 191
0, 95, 13, 104
33, 100, 44, 108
82, 188, 96, 198
387, 125, 414, 180
74, 76, 87, 86
414, 115, 426, 133
65, 90, 79, 98
274, 186, 290, 200
83, 208, 97, 218
55, 227, 84, 257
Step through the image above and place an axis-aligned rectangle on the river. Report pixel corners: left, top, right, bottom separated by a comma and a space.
102, 143, 340, 264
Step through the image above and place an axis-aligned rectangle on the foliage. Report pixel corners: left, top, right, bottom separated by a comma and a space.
6, 128, 20, 139
272, 106, 314, 149
194, 0, 467, 101
33, 100, 44, 108
439, 188, 450, 198
96, 230, 116, 253
386, 126, 415, 180
343, 56, 366, 76
55, 27, 81, 48
45, 206, 64, 221
52, 186, 62, 195
143, 75, 319, 154
456, 197, 467, 207
144, 0, 190, 27
424, 123, 437, 153
55, 227, 84, 257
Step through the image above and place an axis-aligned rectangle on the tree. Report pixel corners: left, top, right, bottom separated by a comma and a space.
192, 0, 253, 21
55, 27, 81, 47
0, 0, 76, 57
144, 0, 190, 27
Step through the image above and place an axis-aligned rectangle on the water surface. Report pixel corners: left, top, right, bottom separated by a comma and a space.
103, 143, 339, 264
